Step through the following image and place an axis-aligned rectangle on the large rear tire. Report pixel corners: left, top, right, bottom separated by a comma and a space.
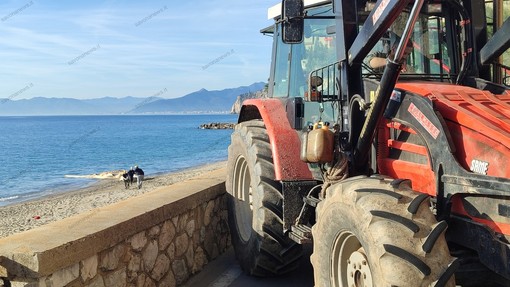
311, 176, 458, 287
226, 120, 302, 276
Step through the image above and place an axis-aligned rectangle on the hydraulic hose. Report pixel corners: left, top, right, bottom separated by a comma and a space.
354, 0, 425, 171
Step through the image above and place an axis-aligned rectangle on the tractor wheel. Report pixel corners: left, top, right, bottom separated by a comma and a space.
226, 120, 302, 276
311, 176, 458, 287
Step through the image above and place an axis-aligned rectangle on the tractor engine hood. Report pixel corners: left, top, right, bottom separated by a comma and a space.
395, 82, 510, 179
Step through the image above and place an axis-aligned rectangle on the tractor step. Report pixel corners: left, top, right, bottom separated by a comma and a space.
304, 195, 321, 207
289, 224, 313, 244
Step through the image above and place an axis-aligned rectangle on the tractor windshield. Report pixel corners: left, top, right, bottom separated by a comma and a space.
272, 6, 336, 98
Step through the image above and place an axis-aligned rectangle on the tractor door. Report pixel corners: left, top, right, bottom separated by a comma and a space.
269, 4, 338, 130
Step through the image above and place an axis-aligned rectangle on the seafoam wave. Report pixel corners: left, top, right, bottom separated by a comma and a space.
65, 170, 125, 180
0, 195, 19, 202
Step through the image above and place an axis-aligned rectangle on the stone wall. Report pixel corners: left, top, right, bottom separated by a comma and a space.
0, 168, 230, 287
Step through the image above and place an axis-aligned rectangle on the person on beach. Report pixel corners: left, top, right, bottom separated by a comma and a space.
133, 165, 144, 189
121, 167, 137, 189
127, 167, 135, 184
121, 172, 131, 188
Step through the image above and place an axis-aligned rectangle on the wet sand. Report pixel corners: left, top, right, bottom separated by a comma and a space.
0, 161, 227, 239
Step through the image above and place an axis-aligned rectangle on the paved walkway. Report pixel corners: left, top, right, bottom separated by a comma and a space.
183, 246, 314, 287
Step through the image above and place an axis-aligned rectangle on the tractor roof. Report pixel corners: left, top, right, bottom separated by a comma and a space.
268, 0, 331, 19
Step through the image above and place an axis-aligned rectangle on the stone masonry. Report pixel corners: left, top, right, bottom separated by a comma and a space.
33, 195, 230, 287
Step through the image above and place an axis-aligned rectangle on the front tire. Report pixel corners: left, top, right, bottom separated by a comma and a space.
226, 120, 302, 276
311, 176, 457, 287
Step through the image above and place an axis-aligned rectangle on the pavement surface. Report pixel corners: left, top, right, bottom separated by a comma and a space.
183, 246, 315, 287
182, 246, 509, 287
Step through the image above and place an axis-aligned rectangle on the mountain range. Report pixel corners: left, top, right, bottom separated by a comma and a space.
0, 82, 266, 116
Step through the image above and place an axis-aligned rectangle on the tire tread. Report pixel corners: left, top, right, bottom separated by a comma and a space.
383, 244, 431, 276
370, 210, 420, 233
227, 120, 302, 277
408, 193, 430, 214
422, 221, 448, 253
355, 188, 403, 200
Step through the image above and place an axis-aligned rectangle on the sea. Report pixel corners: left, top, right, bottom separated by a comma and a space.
0, 114, 238, 206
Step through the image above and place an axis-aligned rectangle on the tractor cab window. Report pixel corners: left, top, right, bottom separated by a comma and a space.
289, 7, 336, 98
363, 12, 450, 79
272, 26, 292, 98
271, 6, 336, 98
409, 15, 450, 75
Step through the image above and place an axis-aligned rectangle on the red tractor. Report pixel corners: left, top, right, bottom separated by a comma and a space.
226, 0, 510, 286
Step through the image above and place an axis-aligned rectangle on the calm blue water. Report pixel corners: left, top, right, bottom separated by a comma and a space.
0, 114, 237, 206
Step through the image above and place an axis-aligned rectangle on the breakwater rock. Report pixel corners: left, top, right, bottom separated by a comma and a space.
230, 89, 268, 114
199, 122, 235, 129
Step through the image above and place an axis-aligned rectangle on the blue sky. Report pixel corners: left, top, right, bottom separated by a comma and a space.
0, 0, 278, 99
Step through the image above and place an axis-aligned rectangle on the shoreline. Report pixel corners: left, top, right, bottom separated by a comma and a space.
0, 161, 227, 239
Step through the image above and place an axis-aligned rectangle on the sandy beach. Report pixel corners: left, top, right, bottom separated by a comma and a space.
0, 161, 227, 239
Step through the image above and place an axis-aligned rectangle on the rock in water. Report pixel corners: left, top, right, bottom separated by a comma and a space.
199, 123, 235, 129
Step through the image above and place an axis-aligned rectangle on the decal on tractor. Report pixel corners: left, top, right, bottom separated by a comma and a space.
372, 0, 390, 25
408, 102, 440, 139
470, 159, 489, 175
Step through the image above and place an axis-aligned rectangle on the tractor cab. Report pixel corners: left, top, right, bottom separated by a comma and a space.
266, 0, 464, 131
272, 0, 510, 168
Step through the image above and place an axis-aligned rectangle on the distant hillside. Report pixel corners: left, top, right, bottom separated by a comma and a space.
131, 82, 266, 114
0, 82, 266, 116
0, 97, 157, 116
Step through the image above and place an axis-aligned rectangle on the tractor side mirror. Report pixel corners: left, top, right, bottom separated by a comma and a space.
282, 0, 304, 44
